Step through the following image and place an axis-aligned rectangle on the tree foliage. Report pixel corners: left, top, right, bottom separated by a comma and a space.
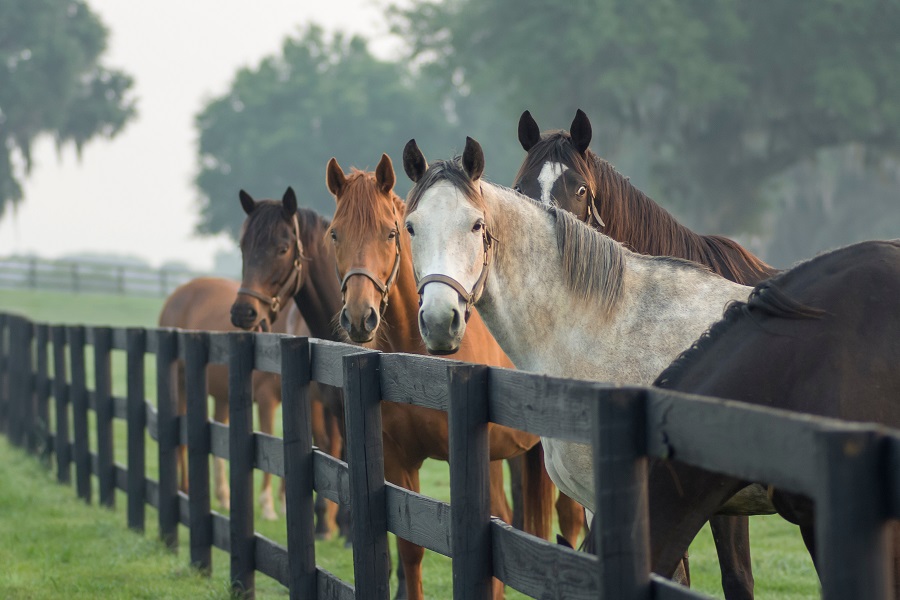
0, 0, 136, 214
195, 26, 457, 239
392, 0, 900, 232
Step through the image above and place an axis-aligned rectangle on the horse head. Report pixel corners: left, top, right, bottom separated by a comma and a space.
326, 154, 402, 343
231, 187, 305, 332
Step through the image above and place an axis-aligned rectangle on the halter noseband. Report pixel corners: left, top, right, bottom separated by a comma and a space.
337, 220, 403, 316
237, 213, 305, 321
416, 225, 496, 323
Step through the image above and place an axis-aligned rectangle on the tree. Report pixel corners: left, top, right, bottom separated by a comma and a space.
0, 0, 136, 215
392, 0, 900, 233
194, 25, 456, 239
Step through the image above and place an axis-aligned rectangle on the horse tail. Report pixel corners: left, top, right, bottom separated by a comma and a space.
521, 443, 555, 540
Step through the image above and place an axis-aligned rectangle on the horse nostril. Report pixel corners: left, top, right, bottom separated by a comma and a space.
364, 307, 378, 333
340, 308, 351, 333
418, 310, 430, 338
450, 307, 462, 332
247, 306, 257, 320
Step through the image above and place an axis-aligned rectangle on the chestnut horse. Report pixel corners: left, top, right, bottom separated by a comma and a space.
159, 276, 343, 533
644, 240, 900, 599
513, 109, 781, 599
325, 154, 547, 600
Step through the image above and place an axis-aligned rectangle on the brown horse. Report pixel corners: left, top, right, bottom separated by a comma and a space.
325, 154, 547, 600
645, 240, 900, 598
514, 109, 781, 599
158, 276, 343, 534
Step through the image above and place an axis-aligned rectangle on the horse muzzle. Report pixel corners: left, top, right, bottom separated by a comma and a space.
340, 306, 379, 344
417, 299, 465, 355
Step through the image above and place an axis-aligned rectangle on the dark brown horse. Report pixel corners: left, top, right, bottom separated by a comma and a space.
514, 109, 781, 599
326, 154, 549, 600
645, 239, 900, 599
159, 276, 343, 534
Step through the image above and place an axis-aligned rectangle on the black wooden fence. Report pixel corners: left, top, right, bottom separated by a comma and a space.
1, 310, 899, 600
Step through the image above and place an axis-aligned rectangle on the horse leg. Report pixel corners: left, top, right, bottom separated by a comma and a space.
328, 408, 352, 541
257, 389, 278, 521
212, 396, 230, 511
310, 388, 339, 537
556, 492, 585, 547
489, 460, 511, 599
709, 515, 754, 600
507, 454, 524, 530
176, 363, 189, 493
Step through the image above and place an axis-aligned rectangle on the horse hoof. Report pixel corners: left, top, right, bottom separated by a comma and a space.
261, 507, 278, 521
315, 531, 333, 542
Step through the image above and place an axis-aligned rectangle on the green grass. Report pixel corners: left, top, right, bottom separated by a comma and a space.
0, 289, 822, 598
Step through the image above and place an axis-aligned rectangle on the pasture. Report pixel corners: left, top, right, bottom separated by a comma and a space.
0, 288, 822, 599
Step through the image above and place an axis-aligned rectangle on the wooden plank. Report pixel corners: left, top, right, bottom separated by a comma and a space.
379, 353, 453, 411
210, 421, 229, 459
212, 512, 231, 553
490, 519, 599, 600
313, 449, 350, 506
814, 427, 891, 600
146, 477, 159, 509
254, 332, 289, 374
650, 574, 713, 599
208, 332, 229, 365
281, 336, 317, 600
488, 367, 596, 443
115, 464, 127, 492
646, 387, 842, 497
155, 328, 180, 550
69, 325, 91, 503
113, 395, 127, 420
254, 432, 284, 478
126, 328, 147, 532
310, 338, 368, 388
447, 363, 491, 600
0, 315, 7, 435
51, 325, 70, 484
185, 331, 212, 573
179, 491, 191, 527
591, 387, 650, 600
385, 483, 451, 556
342, 351, 390, 600
317, 568, 355, 600
229, 332, 256, 597
94, 327, 116, 508
254, 534, 289, 587
145, 331, 159, 354
111, 328, 129, 350
146, 402, 158, 441
18, 319, 34, 449
888, 434, 900, 520
35, 324, 50, 454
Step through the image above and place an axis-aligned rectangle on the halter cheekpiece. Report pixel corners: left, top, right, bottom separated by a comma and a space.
237, 213, 306, 321
415, 224, 496, 323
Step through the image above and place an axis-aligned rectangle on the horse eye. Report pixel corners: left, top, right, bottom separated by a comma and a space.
472, 221, 483, 232
576, 185, 587, 197
330, 230, 337, 241
278, 246, 289, 255
388, 229, 397, 240
405, 223, 415, 236
513, 185, 522, 193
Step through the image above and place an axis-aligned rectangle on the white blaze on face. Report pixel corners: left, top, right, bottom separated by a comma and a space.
537, 162, 568, 206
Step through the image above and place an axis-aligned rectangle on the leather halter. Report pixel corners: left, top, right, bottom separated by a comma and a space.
337, 220, 402, 316
237, 213, 305, 321
416, 225, 496, 323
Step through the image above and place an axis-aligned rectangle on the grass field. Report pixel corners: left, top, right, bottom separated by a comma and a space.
0, 288, 821, 598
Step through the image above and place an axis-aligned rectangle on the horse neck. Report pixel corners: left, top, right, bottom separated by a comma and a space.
378, 230, 424, 353
294, 233, 344, 342
594, 158, 776, 285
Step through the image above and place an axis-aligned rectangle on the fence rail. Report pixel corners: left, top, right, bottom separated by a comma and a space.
0, 311, 898, 599
0, 256, 200, 297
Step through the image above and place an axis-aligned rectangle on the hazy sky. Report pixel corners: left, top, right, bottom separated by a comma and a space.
0, 0, 400, 270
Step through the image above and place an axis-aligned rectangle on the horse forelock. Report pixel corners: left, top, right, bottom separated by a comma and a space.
515, 131, 598, 197
405, 156, 483, 219
329, 169, 401, 242
241, 201, 294, 252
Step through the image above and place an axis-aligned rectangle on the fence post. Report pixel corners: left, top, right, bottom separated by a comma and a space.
52, 325, 71, 484
281, 336, 317, 600
69, 325, 91, 503
185, 331, 212, 574
229, 332, 256, 598
35, 324, 50, 455
447, 363, 492, 600
7, 318, 25, 447
815, 427, 891, 600
156, 328, 180, 550
126, 328, 146, 532
22, 319, 35, 451
0, 314, 8, 434
94, 327, 115, 508
591, 387, 650, 600
343, 350, 389, 600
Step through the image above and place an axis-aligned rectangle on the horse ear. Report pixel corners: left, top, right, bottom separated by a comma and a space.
239, 190, 256, 216
326, 157, 346, 198
403, 139, 427, 183
375, 153, 396, 194
282, 187, 297, 219
518, 110, 541, 152
462, 136, 485, 181
570, 109, 592, 155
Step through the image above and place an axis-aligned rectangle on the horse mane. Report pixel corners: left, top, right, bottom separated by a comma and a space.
654, 280, 826, 389
328, 169, 403, 241
407, 156, 628, 315
518, 131, 778, 286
